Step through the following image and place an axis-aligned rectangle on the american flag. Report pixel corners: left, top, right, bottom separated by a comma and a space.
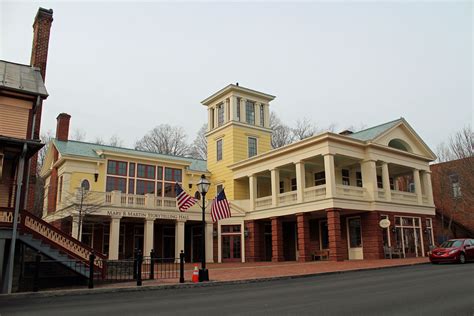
211, 188, 231, 222
175, 183, 197, 212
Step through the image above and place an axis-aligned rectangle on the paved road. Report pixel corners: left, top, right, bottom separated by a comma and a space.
1, 263, 473, 316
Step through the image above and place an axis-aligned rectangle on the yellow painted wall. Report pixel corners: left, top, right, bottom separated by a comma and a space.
207, 123, 272, 200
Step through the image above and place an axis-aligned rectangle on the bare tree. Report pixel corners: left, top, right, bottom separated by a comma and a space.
292, 118, 318, 141
189, 124, 207, 160
270, 111, 293, 149
71, 128, 86, 141
93, 135, 124, 147
135, 124, 190, 156
108, 135, 124, 147
33, 130, 54, 217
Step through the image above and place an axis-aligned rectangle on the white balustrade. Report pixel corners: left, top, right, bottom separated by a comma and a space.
304, 185, 326, 202
255, 196, 272, 209
335, 185, 366, 199
278, 191, 298, 205
391, 190, 418, 204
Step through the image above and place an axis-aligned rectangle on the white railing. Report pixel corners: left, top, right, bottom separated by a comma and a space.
255, 196, 272, 209
304, 185, 326, 202
391, 190, 417, 203
377, 189, 386, 199
335, 185, 366, 199
278, 191, 297, 205
120, 194, 145, 207
75, 190, 181, 210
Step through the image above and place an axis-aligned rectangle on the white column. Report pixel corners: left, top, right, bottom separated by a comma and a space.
71, 215, 79, 240
175, 219, 186, 259
381, 162, 392, 201
214, 106, 218, 129
422, 171, 434, 205
413, 169, 423, 205
208, 108, 212, 131
224, 98, 230, 122
295, 161, 305, 203
249, 174, 257, 211
361, 159, 377, 200
229, 97, 235, 121
271, 168, 280, 207
108, 216, 121, 260
144, 218, 154, 256
264, 104, 270, 128
206, 222, 214, 263
241, 98, 247, 124
255, 102, 261, 126
324, 154, 336, 198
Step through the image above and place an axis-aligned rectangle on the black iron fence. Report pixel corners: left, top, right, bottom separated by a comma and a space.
29, 250, 185, 292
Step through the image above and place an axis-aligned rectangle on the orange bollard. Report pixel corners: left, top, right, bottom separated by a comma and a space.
192, 264, 199, 283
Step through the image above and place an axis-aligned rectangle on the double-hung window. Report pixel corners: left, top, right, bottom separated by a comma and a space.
217, 139, 223, 161
342, 169, 350, 186
246, 101, 255, 125
217, 103, 224, 127
356, 172, 363, 187
236, 97, 241, 121
259, 104, 265, 126
248, 137, 257, 158
314, 171, 325, 186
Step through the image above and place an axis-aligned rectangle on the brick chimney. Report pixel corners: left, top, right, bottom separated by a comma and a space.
56, 113, 71, 141
30, 7, 53, 81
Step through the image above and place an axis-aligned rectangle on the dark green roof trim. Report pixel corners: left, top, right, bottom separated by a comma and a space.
52, 139, 208, 173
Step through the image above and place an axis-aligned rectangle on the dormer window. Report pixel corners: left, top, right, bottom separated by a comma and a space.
246, 100, 255, 125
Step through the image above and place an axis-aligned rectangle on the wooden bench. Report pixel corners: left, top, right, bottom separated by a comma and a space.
312, 249, 330, 261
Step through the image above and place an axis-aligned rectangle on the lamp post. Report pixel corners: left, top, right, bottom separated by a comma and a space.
196, 174, 210, 282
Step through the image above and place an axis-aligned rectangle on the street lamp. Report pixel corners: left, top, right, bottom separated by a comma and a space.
196, 174, 210, 282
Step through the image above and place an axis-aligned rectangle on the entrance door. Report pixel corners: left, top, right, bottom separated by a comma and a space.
162, 225, 175, 260
263, 223, 272, 261
347, 217, 363, 260
222, 235, 241, 262
191, 226, 202, 262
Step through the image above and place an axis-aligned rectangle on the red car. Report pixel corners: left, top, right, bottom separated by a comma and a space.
429, 238, 474, 264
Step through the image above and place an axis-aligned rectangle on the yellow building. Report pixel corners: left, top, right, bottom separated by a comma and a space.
41, 84, 437, 263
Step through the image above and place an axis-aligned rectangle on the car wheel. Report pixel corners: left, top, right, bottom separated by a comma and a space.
459, 253, 466, 264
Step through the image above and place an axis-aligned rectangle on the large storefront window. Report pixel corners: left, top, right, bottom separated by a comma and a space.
106, 159, 183, 197
394, 216, 424, 258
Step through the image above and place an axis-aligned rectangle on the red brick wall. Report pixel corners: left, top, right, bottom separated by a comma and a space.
431, 158, 474, 238
361, 211, 384, 259
326, 208, 344, 261
245, 220, 263, 262
271, 217, 284, 262
296, 213, 311, 262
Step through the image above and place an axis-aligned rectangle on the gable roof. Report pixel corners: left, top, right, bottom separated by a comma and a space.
0, 60, 48, 97
52, 139, 208, 172
348, 118, 403, 141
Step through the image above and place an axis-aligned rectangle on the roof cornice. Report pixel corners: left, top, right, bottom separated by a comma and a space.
201, 84, 275, 106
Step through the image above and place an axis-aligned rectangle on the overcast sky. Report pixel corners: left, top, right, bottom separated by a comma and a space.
1, 1, 472, 152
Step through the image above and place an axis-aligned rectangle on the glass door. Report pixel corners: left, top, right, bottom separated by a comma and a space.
347, 217, 363, 260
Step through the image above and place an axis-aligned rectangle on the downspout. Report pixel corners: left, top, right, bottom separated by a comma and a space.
22, 95, 41, 211
6, 142, 28, 294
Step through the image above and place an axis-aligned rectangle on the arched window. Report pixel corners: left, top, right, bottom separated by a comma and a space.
81, 179, 90, 191
388, 139, 412, 152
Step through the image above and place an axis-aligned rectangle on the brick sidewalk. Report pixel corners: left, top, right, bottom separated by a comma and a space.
95, 257, 428, 289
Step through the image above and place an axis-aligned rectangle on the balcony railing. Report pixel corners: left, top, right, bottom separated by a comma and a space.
278, 191, 297, 206
255, 196, 272, 209
75, 190, 179, 210
335, 185, 366, 199
391, 190, 417, 203
304, 185, 326, 202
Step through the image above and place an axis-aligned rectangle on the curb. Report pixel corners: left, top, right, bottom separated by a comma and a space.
0, 261, 429, 300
